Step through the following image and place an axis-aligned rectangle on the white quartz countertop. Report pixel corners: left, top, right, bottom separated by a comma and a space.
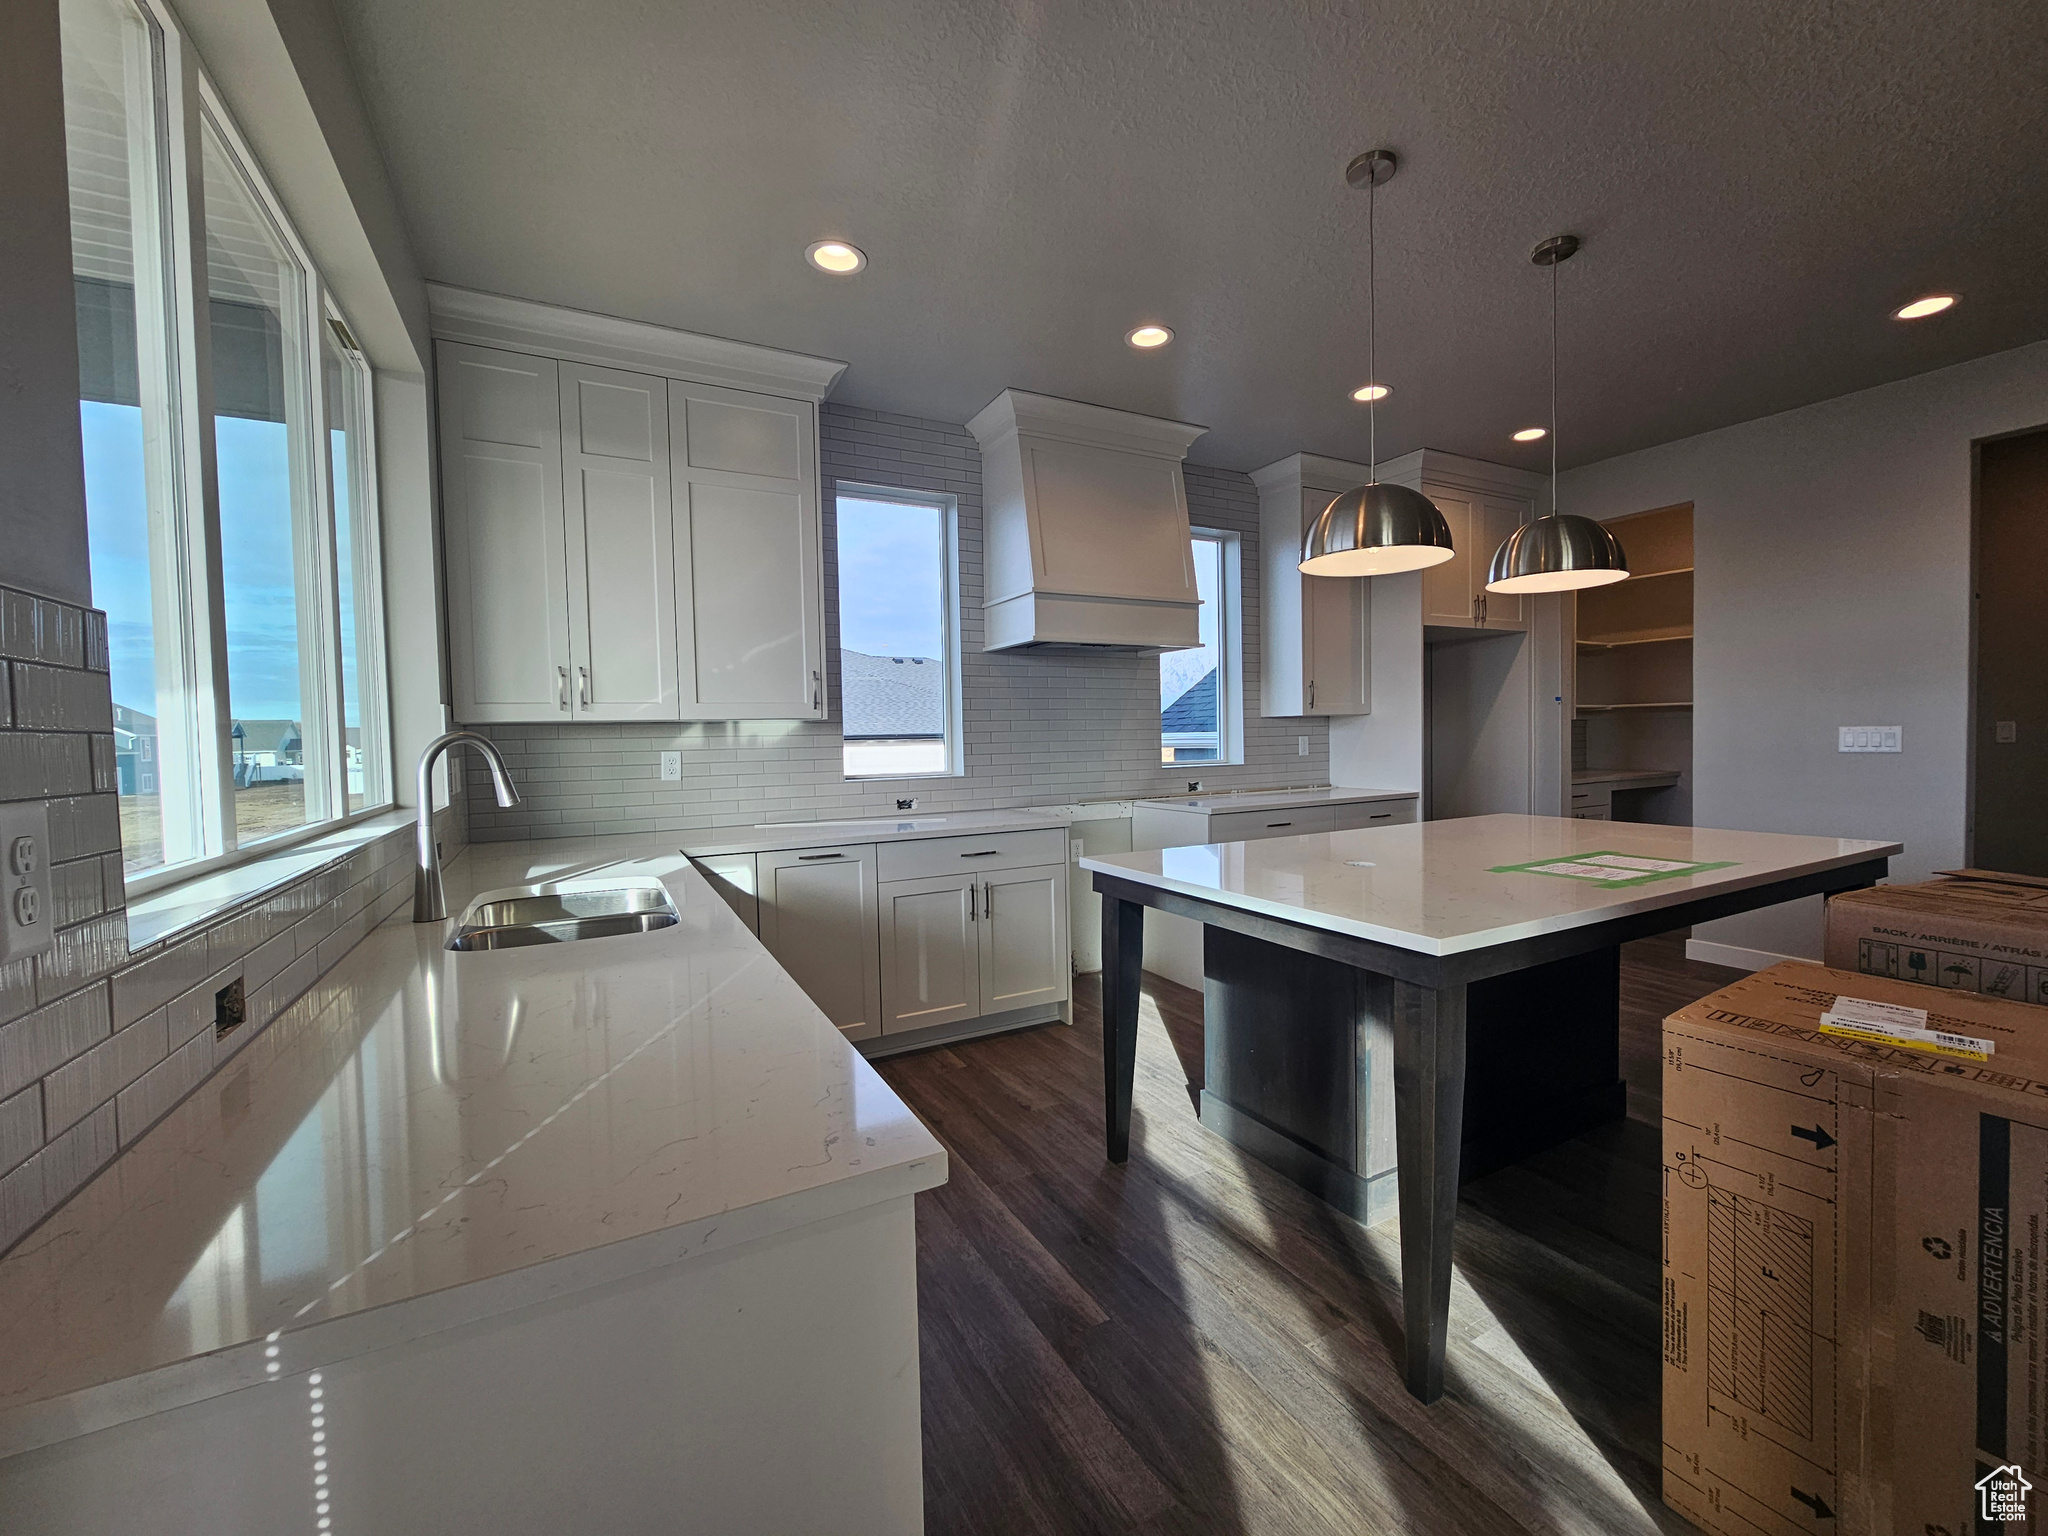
682, 806, 1071, 859
1081, 813, 1900, 957
0, 836, 946, 1456
1133, 785, 1417, 815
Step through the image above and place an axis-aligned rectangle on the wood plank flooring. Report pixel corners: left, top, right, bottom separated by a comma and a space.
873, 933, 1745, 1536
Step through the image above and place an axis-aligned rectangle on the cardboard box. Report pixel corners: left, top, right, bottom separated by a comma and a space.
1824, 871, 2048, 1004
1662, 962, 2048, 1536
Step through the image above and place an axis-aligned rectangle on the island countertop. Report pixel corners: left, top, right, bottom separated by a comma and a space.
0, 836, 947, 1458
1081, 813, 1902, 958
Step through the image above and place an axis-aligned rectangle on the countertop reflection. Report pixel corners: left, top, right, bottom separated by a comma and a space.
0, 837, 946, 1452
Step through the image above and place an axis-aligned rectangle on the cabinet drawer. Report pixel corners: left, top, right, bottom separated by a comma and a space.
1208, 806, 1339, 841
1328, 798, 1416, 831
876, 828, 1067, 882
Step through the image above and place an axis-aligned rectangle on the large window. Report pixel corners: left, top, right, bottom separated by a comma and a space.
1161, 530, 1241, 764
61, 0, 390, 886
834, 487, 959, 779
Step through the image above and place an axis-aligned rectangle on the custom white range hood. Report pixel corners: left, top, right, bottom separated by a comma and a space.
966, 389, 1207, 652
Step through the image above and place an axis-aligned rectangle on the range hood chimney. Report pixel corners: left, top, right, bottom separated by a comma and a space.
967, 389, 1207, 652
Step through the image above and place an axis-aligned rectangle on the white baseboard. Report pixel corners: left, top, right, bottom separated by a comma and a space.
1685, 938, 1813, 973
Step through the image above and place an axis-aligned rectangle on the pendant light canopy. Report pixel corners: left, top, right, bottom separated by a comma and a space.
1485, 234, 1630, 594
1301, 149, 1455, 578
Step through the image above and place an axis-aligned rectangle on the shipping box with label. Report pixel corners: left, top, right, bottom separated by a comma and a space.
1663, 962, 2048, 1536
1824, 870, 2048, 1004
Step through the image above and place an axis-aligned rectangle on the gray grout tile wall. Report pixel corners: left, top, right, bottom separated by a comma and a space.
0, 581, 444, 1254
462, 402, 1332, 840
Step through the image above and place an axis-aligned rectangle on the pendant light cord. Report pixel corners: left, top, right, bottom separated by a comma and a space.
1367, 168, 1377, 480
1549, 255, 1558, 517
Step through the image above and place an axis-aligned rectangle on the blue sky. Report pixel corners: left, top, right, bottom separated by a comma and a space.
83, 401, 313, 724
837, 496, 943, 659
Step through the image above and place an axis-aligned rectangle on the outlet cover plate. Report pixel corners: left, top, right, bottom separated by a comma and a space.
0, 802, 55, 963
1838, 726, 1902, 753
659, 751, 683, 782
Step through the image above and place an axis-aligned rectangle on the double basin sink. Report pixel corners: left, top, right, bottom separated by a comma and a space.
447, 884, 678, 951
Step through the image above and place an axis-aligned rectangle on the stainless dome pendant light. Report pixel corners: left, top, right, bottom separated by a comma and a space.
1485, 234, 1629, 593
1299, 150, 1456, 577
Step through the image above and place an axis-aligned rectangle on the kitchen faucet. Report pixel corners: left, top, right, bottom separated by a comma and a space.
413, 730, 520, 922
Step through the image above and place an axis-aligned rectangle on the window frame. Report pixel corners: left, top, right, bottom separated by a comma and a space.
1161, 527, 1245, 768
61, 0, 397, 901
831, 482, 963, 782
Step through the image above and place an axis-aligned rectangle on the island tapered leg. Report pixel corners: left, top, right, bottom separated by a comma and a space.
1100, 893, 1144, 1162
1391, 977, 1469, 1403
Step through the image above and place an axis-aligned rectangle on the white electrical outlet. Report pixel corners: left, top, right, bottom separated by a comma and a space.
0, 803, 55, 963
659, 751, 683, 781
1297, 736, 1310, 757
1838, 726, 1902, 753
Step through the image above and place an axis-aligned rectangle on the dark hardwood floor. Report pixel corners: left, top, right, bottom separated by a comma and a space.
872, 932, 1745, 1536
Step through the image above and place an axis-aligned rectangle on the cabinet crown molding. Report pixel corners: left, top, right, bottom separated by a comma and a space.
1373, 447, 1545, 497
966, 389, 1206, 459
427, 284, 849, 402
1248, 452, 1379, 497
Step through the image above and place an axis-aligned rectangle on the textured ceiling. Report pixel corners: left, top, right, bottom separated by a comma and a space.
329, 0, 2048, 471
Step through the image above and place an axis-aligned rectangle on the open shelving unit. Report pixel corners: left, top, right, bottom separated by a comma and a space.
1573, 503, 1693, 823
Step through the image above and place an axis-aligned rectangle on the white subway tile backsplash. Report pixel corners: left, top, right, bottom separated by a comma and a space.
41, 1006, 166, 1137
0, 984, 112, 1102
0, 1084, 41, 1179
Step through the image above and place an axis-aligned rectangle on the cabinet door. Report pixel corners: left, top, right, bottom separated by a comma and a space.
1421, 491, 1477, 626
978, 865, 1069, 1015
436, 342, 574, 722
670, 383, 826, 719
558, 364, 680, 719
691, 854, 759, 934
1475, 494, 1531, 629
757, 845, 882, 1041
1304, 561, 1370, 715
879, 875, 981, 1034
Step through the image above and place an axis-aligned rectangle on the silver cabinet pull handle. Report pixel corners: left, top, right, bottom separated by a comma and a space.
960, 850, 1000, 858
578, 666, 591, 706
1307, 678, 1315, 709
1266, 821, 1292, 828
984, 881, 991, 917
557, 666, 569, 711
797, 852, 843, 861
811, 669, 821, 711
968, 882, 977, 921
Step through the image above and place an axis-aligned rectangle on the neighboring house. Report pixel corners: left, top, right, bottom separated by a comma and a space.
840, 651, 944, 741
1161, 667, 1219, 763
232, 719, 304, 786
112, 703, 157, 796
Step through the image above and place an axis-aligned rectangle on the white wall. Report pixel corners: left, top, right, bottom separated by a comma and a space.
1328, 571, 1424, 792
1560, 341, 2048, 964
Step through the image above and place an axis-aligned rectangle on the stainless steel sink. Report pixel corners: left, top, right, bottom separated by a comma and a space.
448, 884, 677, 952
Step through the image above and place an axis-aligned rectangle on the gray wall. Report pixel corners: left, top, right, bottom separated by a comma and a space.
1560, 340, 2048, 963
464, 403, 1332, 840
0, 0, 92, 607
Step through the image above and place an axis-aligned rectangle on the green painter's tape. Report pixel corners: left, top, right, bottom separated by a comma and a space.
1486, 851, 1739, 889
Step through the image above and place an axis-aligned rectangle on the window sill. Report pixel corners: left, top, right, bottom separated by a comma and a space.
125, 807, 422, 952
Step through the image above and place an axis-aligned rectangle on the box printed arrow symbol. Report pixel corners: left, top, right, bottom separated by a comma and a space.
1791, 1487, 1834, 1519
1791, 1124, 1836, 1150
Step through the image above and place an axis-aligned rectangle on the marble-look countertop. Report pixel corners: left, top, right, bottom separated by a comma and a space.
1081, 812, 1900, 957
1132, 786, 1418, 815
0, 836, 946, 1457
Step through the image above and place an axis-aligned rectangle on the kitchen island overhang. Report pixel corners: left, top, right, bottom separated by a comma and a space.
1082, 814, 1900, 1405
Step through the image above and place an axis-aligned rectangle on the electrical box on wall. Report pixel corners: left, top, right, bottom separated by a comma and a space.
0, 803, 55, 963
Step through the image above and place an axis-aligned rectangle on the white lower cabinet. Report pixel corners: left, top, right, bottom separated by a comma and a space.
878, 874, 982, 1033
757, 845, 883, 1042
877, 863, 1069, 1036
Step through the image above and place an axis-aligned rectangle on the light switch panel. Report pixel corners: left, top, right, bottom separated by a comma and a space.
0, 803, 55, 963
1837, 726, 1902, 753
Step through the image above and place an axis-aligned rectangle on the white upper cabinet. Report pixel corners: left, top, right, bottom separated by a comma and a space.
437, 343, 577, 723
1380, 450, 1544, 633
670, 383, 826, 720
1251, 454, 1372, 717
431, 288, 845, 726
559, 363, 680, 719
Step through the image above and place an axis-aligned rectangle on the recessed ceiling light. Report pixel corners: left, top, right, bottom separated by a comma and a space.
1512, 427, 1547, 442
1126, 325, 1173, 349
1893, 293, 1956, 320
805, 240, 866, 275
1351, 383, 1391, 402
